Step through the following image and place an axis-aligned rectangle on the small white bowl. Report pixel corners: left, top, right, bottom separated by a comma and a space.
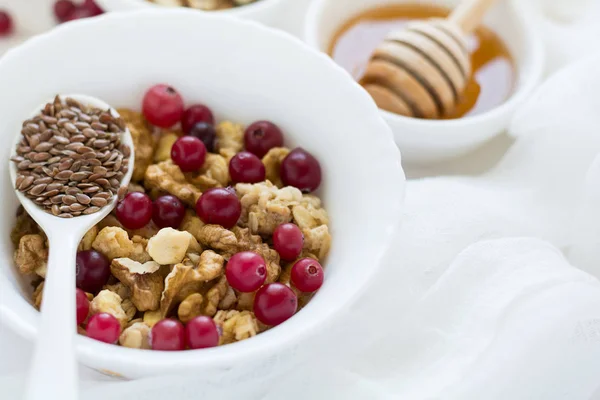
96, 0, 288, 25
304, 0, 545, 164
0, 10, 404, 378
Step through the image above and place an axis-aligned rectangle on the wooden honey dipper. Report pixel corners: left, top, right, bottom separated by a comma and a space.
361, 0, 498, 119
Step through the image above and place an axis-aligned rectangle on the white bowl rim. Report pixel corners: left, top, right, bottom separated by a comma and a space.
302, 0, 546, 137
97, 0, 288, 16
0, 9, 405, 372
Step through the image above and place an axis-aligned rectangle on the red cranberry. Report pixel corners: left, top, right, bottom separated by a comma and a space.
226, 251, 267, 292
152, 195, 185, 229
82, 0, 103, 16
188, 122, 216, 153
142, 84, 184, 128
182, 105, 214, 135
86, 313, 121, 344
185, 316, 219, 349
195, 188, 241, 229
291, 258, 324, 293
253, 283, 297, 326
151, 319, 186, 351
0, 11, 13, 36
229, 151, 266, 184
281, 148, 322, 193
273, 223, 303, 261
53, 0, 77, 22
116, 192, 153, 230
171, 136, 207, 172
244, 121, 284, 158
76, 250, 110, 294
76, 288, 90, 325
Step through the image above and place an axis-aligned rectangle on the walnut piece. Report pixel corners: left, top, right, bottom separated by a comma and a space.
144, 160, 202, 207
181, 210, 205, 241
90, 290, 129, 328
236, 292, 254, 311
214, 310, 259, 345
189, 153, 229, 191
111, 258, 164, 312
160, 250, 227, 317
122, 298, 137, 321
236, 181, 303, 235
118, 109, 155, 182
130, 235, 153, 263
219, 286, 237, 310
11, 211, 41, 247
204, 276, 229, 317
262, 147, 290, 187
143, 310, 162, 327
14, 234, 48, 277
78, 226, 98, 251
177, 293, 204, 323
92, 227, 135, 260
302, 225, 332, 260
154, 132, 179, 162
292, 196, 329, 230
33, 281, 44, 310
216, 121, 244, 155
103, 282, 131, 300
119, 322, 151, 349
147, 228, 196, 265
197, 224, 238, 253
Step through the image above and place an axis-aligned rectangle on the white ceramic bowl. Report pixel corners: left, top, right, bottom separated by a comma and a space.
0, 10, 404, 378
304, 0, 545, 164
96, 0, 288, 26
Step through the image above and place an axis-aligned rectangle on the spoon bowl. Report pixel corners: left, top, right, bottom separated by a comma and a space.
9, 94, 134, 399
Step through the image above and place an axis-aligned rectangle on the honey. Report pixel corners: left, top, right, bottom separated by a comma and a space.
329, 3, 515, 119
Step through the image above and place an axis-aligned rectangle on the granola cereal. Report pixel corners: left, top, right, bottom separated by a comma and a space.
12, 85, 330, 351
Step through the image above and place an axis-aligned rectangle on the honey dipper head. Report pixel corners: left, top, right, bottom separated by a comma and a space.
361, 19, 472, 119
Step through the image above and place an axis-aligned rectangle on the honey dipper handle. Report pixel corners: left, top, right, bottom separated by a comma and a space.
449, 0, 499, 33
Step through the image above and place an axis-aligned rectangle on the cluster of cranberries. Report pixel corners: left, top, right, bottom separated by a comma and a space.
78, 84, 327, 348
53, 0, 103, 24
141, 84, 322, 194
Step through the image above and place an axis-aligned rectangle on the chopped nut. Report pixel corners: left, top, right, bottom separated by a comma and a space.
292, 196, 329, 230
177, 293, 204, 323
147, 228, 196, 265
33, 281, 44, 310
197, 250, 225, 281
92, 227, 135, 260
122, 298, 137, 321
144, 160, 202, 207
14, 234, 48, 277
197, 224, 237, 253
262, 147, 290, 187
302, 225, 332, 260
118, 109, 155, 182
181, 210, 205, 241
130, 235, 153, 263
160, 263, 205, 317
143, 310, 162, 327
215, 121, 244, 155
189, 153, 229, 191
154, 132, 179, 162
111, 258, 164, 312
78, 226, 98, 251
103, 282, 131, 300
236, 292, 254, 311
204, 276, 229, 317
160, 252, 225, 317
236, 181, 302, 235
214, 310, 259, 345
11, 211, 41, 247
90, 290, 128, 328
119, 322, 151, 349
219, 286, 237, 310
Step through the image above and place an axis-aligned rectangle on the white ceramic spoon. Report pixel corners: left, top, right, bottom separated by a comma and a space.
8, 94, 134, 400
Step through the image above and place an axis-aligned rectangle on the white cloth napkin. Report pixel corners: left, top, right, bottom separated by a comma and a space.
4, 0, 600, 398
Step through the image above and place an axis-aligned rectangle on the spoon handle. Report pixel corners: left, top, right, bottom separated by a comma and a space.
24, 236, 79, 400
449, 0, 499, 33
